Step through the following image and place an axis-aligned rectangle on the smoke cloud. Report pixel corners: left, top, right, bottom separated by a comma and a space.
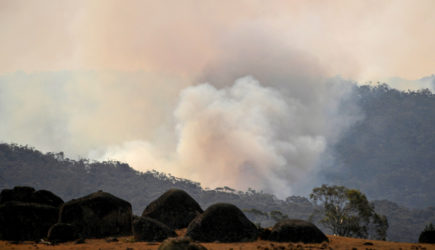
2, 1, 435, 80
91, 75, 361, 197
0, 71, 189, 156
97, 77, 324, 195
3, 0, 432, 197
0, 26, 363, 197
0, 71, 361, 197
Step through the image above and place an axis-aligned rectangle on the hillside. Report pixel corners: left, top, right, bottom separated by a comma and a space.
0, 143, 313, 219
0, 143, 434, 243
326, 84, 435, 208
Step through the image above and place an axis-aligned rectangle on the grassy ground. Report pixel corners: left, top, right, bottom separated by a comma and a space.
0, 235, 434, 250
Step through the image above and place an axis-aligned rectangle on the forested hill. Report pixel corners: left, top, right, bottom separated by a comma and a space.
1, 142, 434, 243
0, 143, 312, 217
325, 84, 435, 208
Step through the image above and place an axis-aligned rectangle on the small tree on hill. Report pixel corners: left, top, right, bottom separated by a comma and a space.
418, 223, 435, 243
310, 185, 388, 240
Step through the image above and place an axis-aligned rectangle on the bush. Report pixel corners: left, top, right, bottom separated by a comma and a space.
418, 223, 435, 244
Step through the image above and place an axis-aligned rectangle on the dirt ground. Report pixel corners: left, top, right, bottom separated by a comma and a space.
1, 235, 434, 250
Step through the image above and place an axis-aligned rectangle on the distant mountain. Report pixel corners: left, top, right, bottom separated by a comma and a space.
0, 142, 433, 242
325, 84, 435, 208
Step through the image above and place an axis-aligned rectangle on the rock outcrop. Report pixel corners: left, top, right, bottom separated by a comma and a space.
59, 191, 132, 238
268, 219, 328, 243
0, 186, 63, 241
0, 186, 63, 207
142, 189, 203, 229
186, 203, 258, 242
133, 216, 176, 242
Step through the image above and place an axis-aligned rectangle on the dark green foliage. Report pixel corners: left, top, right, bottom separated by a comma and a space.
310, 185, 388, 240
59, 191, 132, 238
186, 203, 258, 242
0, 201, 59, 241
327, 84, 435, 208
418, 223, 435, 243
142, 189, 203, 229
268, 219, 328, 243
133, 216, 176, 242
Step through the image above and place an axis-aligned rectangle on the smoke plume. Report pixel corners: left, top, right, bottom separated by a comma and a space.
91, 74, 360, 197
9, 0, 428, 196
0, 27, 363, 197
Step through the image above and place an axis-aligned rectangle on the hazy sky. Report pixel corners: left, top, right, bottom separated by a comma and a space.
1, 0, 434, 195
1, 0, 435, 81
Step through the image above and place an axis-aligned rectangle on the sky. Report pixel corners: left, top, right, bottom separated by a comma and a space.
1, 0, 435, 80
1, 0, 434, 197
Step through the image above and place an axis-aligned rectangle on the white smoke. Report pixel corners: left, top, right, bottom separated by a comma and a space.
93, 76, 360, 197
1, 0, 434, 199
0, 26, 363, 198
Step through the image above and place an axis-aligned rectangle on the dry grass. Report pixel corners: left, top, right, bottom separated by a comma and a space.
1, 235, 434, 250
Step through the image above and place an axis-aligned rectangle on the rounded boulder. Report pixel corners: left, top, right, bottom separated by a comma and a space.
0, 186, 62, 241
142, 189, 203, 229
186, 203, 258, 242
268, 219, 328, 243
59, 191, 132, 238
0, 186, 63, 207
133, 216, 176, 242
0, 201, 59, 241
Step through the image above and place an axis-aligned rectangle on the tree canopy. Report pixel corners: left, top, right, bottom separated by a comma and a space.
310, 185, 388, 240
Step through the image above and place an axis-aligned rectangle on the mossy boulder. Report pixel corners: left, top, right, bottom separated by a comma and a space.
186, 203, 258, 242
0, 186, 63, 241
0, 201, 59, 241
142, 189, 203, 229
59, 191, 132, 238
0, 186, 63, 207
133, 216, 176, 242
268, 219, 328, 243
